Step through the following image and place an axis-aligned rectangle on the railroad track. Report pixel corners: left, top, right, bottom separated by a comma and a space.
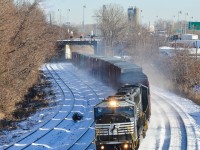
139, 89, 198, 150
57, 63, 114, 149
139, 96, 171, 150
4, 62, 111, 150
23, 63, 99, 149
154, 93, 186, 150
85, 142, 95, 150
153, 89, 198, 150
5, 64, 76, 150
153, 99, 171, 150
66, 122, 95, 150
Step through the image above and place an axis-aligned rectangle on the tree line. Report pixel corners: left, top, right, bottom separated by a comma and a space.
0, 0, 62, 119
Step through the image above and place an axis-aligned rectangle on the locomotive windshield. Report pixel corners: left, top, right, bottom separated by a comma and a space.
94, 106, 134, 119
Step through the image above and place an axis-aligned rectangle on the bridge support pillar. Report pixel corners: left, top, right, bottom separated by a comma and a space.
65, 45, 71, 59
94, 44, 98, 55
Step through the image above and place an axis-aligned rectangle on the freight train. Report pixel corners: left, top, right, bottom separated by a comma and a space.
71, 52, 151, 150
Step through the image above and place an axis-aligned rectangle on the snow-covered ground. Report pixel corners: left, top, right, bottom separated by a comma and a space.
140, 86, 200, 150
0, 62, 200, 150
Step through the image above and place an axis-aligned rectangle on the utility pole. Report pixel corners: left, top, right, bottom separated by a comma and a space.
185, 12, 188, 34
140, 10, 142, 25
178, 11, 182, 38
83, 5, 86, 35
67, 9, 70, 33
196, 40, 198, 60
58, 9, 62, 39
50, 13, 52, 25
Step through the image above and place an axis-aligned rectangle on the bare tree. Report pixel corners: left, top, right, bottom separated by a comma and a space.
124, 22, 159, 65
0, 0, 58, 119
95, 4, 127, 52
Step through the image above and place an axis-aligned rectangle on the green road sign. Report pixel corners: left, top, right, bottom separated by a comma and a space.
188, 22, 200, 30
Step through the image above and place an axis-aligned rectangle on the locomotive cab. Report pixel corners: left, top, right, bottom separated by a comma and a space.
94, 95, 139, 150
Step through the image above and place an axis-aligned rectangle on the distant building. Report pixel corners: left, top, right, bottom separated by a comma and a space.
128, 7, 140, 25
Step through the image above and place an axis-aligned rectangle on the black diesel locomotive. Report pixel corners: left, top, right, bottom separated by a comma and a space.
72, 52, 151, 150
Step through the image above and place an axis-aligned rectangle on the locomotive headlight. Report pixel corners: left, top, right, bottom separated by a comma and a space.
100, 145, 105, 149
123, 143, 129, 149
109, 100, 117, 107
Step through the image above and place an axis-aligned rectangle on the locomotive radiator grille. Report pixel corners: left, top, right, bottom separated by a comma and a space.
95, 122, 134, 136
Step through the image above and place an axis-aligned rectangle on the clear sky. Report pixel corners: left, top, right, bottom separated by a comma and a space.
41, 0, 200, 26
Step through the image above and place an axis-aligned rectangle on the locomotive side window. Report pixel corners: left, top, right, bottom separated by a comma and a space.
142, 86, 148, 111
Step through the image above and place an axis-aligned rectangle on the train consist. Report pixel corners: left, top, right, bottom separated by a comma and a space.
72, 52, 151, 150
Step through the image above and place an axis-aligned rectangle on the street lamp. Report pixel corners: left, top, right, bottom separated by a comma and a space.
178, 11, 182, 35
67, 9, 70, 33
58, 9, 62, 39
83, 5, 86, 35
172, 16, 176, 33
155, 16, 159, 23
190, 16, 194, 21
58, 9, 61, 25
184, 12, 188, 34
140, 10, 142, 25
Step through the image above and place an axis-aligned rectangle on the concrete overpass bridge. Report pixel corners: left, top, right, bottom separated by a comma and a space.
57, 38, 104, 59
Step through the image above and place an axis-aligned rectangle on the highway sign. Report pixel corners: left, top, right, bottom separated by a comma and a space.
188, 22, 200, 30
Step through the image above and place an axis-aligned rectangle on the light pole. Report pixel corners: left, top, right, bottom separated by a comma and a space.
172, 16, 175, 33
67, 9, 70, 33
190, 16, 194, 33
140, 10, 142, 25
185, 12, 188, 34
178, 11, 182, 36
58, 9, 62, 39
190, 16, 193, 21
49, 13, 52, 25
83, 5, 86, 35
58, 9, 61, 25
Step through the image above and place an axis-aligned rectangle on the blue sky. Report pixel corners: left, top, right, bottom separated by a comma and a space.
41, 0, 200, 25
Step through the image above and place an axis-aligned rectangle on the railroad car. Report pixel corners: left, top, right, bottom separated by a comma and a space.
71, 52, 151, 150
94, 84, 149, 150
